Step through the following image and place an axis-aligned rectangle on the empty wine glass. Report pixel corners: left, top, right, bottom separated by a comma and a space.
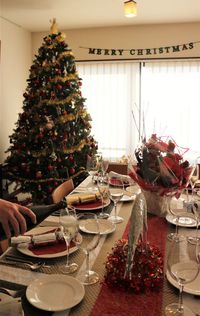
165, 236, 199, 316
76, 213, 100, 285
167, 196, 185, 242
108, 176, 124, 224
188, 188, 200, 245
101, 159, 109, 176
86, 155, 99, 178
59, 207, 78, 274
97, 173, 109, 219
190, 164, 199, 199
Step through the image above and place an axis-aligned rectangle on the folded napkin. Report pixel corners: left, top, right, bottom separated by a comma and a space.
108, 171, 132, 184
66, 192, 101, 205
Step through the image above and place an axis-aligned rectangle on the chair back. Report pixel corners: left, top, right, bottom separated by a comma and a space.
52, 179, 74, 203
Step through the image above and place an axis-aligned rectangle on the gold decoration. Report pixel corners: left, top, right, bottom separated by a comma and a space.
50, 18, 58, 34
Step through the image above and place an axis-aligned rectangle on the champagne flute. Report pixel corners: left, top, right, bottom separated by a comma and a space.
101, 159, 109, 176
97, 173, 109, 219
76, 213, 100, 285
165, 236, 199, 316
59, 207, 78, 274
108, 176, 124, 224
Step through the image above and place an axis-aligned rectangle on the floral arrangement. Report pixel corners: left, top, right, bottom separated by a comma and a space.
104, 239, 164, 293
129, 134, 192, 196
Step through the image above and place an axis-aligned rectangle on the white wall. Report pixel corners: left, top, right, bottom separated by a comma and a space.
0, 18, 32, 163
32, 22, 200, 61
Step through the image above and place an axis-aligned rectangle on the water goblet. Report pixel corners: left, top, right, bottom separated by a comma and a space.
97, 173, 109, 219
165, 236, 199, 316
59, 207, 78, 274
76, 212, 100, 285
108, 176, 124, 224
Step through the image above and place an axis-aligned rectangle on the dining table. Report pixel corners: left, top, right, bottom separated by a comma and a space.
0, 175, 200, 316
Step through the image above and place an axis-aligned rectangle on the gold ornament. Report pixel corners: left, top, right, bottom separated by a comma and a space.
50, 18, 58, 34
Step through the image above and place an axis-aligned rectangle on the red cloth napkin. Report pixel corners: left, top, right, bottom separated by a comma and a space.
27, 228, 75, 255
75, 200, 103, 210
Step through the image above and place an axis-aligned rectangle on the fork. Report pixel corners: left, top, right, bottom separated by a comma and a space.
0, 287, 24, 298
5, 255, 50, 267
3, 256, 49, 271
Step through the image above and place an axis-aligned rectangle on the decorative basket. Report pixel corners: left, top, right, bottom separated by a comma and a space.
142, 190, 170, 217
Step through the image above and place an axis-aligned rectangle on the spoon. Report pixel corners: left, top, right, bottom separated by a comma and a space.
3, 256, 47, 271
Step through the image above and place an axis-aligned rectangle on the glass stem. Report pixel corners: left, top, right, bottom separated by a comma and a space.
86, 251, 90, 279
65, 238, 70, 267
114, 202, 117, 219
101, 196, 104, 214
178, 283, 184, 313
175, 217, 179, 236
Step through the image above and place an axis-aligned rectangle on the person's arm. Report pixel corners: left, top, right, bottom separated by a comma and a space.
0, 199, 37, 239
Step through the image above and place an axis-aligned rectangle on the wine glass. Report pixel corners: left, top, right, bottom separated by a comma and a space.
86, 155, 99, 178
97, 173, 109, 219
188, 188, 200, 245
190, 164, 199, 200
101, 159, 109, 176
165, 236, 199, 316
167, 195, 185, 242
59, 207, 78, 274
76, 212, 100, 285
108, 176, 124, 224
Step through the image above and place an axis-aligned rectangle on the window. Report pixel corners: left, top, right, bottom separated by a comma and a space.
141, 60, 200, 158
77, 62, 140, 159
77, 60, 200, 160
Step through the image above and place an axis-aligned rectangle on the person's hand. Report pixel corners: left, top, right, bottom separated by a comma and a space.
0, 199, 37, 239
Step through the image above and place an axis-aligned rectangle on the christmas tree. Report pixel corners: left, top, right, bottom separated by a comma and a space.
3, 19, 98, 204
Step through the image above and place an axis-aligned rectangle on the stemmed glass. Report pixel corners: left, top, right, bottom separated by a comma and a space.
101, 159, 109, 176
59, 207, 78, 274
76, 213, 100, 285
165, 236, 200, 316
108, 176, 124, 224
190, 164, 199, 200
97, 173, 109, 219
188, 188, 200, 245
167, 195, 185, 242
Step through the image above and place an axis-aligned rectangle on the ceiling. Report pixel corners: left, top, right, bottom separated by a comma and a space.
1, 0, 200, 33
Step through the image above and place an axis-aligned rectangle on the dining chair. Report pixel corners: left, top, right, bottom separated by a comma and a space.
52, 179, 74, 203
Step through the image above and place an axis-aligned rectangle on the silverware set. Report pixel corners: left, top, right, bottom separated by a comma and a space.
1, 254, 50, 271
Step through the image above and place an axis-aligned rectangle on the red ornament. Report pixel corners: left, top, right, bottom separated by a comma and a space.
36, 171, 42, 179
69, 167, 75, 174
69, 154, 74, 161
47, 165, 54, 171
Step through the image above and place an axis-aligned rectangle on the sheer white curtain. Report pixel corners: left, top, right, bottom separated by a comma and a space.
77, 62, 140, 159
141, 60, 200, 158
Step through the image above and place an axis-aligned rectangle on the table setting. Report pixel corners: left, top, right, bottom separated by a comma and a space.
1, 168, 200, 316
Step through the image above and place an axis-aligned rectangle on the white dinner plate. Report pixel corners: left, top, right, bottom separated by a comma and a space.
166, 214, 197, 227
126, 185, 141, 195
74, 198, 110, 211
120, 194, 135, 202
166, 270, 200, 296
26, 275, 85, 311
17, 226, 79, 258
79, 218, 116, 235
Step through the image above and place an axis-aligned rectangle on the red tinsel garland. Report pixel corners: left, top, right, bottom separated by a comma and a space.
104, 239, 164, 293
